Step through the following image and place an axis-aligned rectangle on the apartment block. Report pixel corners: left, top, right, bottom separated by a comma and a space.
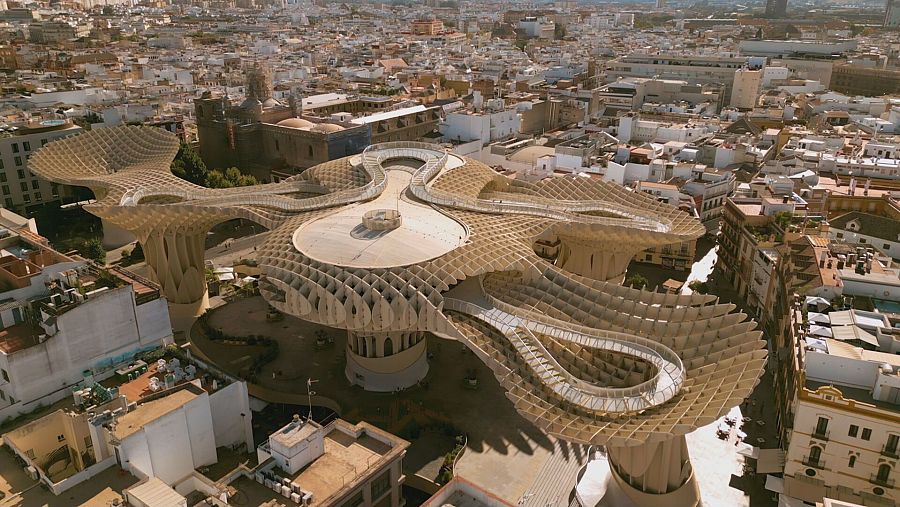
255, 417, 408, 507
606, 54, 752, 95
0, 211, 173, 419
0, 120, 83, 214
2, 353, 252, 498
782, 339, 900, 506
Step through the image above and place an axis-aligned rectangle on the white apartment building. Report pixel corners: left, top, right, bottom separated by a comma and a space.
3, 361, 252, 497
606, 54, 754, 95
598, 77, 725, 114
517, 17, 554, 39
679, 166, 735, 231
783, 337, 900, 507
780, 137, 900, 181
256, 417, 409, 507
0, 213, 172, 419
828, 212, 900, 260
762, 66, 791, 87
823, 155, 900, 181
441, 98, 521, 146
617, 114, 718, 143
0, 119, 83, 214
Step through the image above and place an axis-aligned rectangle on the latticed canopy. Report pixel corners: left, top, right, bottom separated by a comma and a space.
31, 127, 765, 452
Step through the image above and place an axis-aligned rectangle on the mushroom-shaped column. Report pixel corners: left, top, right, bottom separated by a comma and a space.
607, 436, 701, 507
551, 223, 688, 284
555, 232, 645, 283
91, 203, 235, 332
141, 227, 210, 324
345, 330, 428, 392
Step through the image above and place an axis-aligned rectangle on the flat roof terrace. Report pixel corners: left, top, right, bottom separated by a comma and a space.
0, 321, 42, 354
293, 166, 468, 269
292, 425, 393, 505
249, 420, 407, 507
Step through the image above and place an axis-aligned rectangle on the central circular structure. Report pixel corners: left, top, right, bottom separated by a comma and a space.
362, 209, 402, 231
292, 169, 468, 269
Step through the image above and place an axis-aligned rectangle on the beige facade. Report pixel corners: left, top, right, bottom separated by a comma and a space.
784, 366, 900, 506
0, 120, 82, 214
730, 68, 763, 110
256, 419, 408, 507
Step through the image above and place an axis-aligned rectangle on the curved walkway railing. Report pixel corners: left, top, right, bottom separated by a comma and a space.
114, 142, 674, 236
368, 143, 675, 234
106, 141, 686, 241
120, 145, 395, 211
443, 295, 684, 414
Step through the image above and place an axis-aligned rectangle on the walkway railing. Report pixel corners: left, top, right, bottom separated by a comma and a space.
443, 295, 684, 414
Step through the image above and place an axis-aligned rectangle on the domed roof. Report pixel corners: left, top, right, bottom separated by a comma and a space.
277, 118, 315, 129
310, 123, 345, 133
263, 98, 282, 108
240, 97, 262, 110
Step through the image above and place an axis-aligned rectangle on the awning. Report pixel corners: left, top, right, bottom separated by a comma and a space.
784, 475, 826, 503
765, 475, 785, 494
737, 442, 756, 458
778, 493, 809, 507
126, 477, 186, 507
808, 325, 833, 338
757, 448, 786, 474
807, 312, 830, 324
831, 326, 879, 347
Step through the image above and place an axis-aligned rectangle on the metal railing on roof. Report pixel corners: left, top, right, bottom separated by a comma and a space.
442, 295, 684, 414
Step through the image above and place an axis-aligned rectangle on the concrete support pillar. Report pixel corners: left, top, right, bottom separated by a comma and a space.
607, 435, 701, 507
556, 234, 642, 283
345, 331, 428, 392
141, 229, 210, 332
143, 230, 208, 306
100, 218, 136, 250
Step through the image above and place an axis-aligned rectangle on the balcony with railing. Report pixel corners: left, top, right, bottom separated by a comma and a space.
801, 455, 825, 470
882, 445, 899, 460
811, 428, 830, 441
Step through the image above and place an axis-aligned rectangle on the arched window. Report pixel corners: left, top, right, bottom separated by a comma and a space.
308, 145, 314, 158
849, 455, 856, 468
878, 464, 892, 483
809, 446, 822, 465
384, 337, 393, 357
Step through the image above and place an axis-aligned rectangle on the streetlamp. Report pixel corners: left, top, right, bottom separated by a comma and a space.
306, 378, 318, 422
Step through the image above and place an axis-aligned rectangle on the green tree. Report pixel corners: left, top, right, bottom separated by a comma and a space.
205, 170, 232, 189
121, 242, 144, 265
171, 142, 209, 186
688, 280, 709, 294
775, 212, 793, 229
205, 167, 258, 188
82, 238, 106, 264
224, 167, 258, 187
624, 274, 649, 290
